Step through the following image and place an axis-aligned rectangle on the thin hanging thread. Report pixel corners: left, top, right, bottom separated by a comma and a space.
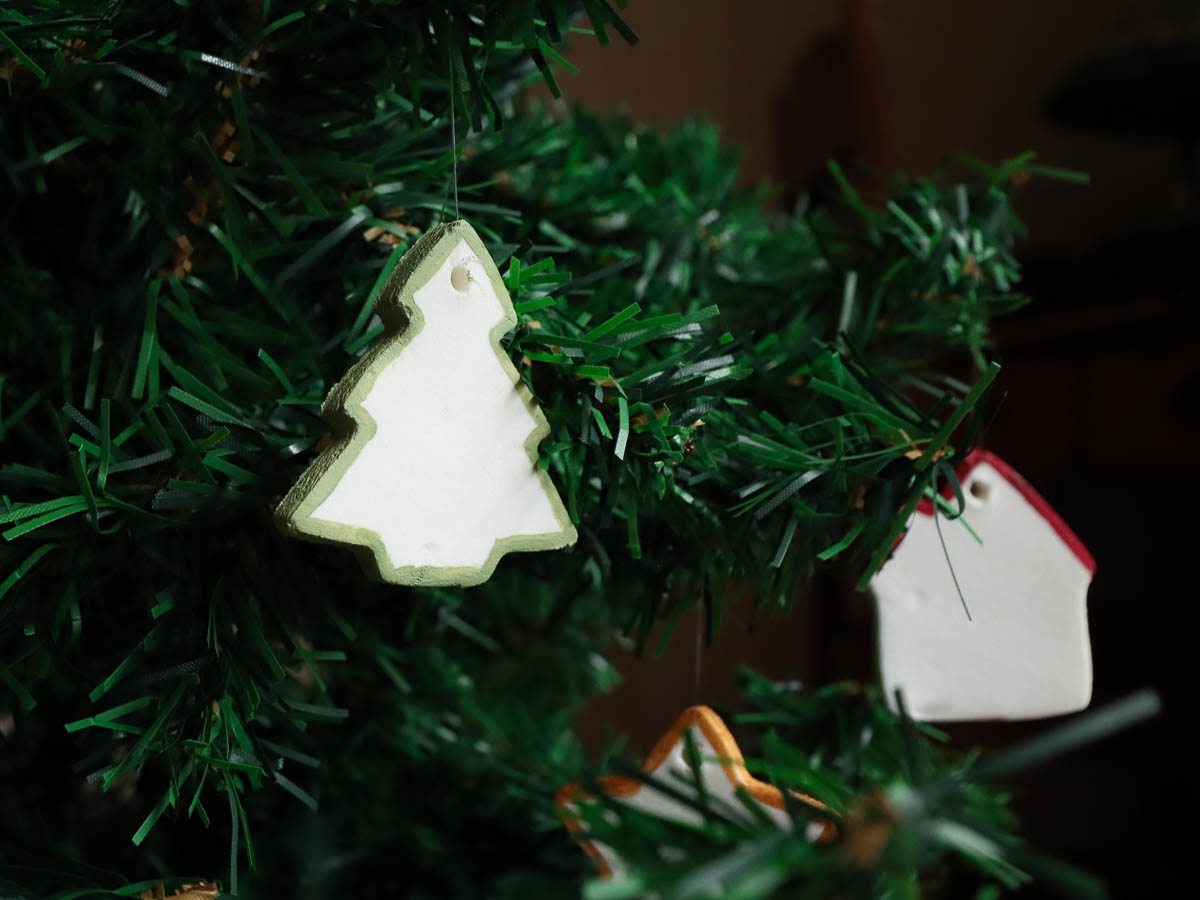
448, 49, 460, 221
693, 606, 703, 705
930, 469, 972, 621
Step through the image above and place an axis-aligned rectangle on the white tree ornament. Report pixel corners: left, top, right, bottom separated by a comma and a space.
556, 706, 833, 879
276, 220, 577, 587
871, 450, 1095, 721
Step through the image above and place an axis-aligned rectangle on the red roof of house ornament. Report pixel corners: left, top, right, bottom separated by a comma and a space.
910, 449, 1095, 575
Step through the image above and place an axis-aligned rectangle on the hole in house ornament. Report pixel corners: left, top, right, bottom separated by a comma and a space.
969, 480, 990, 501
450, 265, 469, 292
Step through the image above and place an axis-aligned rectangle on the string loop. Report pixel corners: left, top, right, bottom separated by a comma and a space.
449, 50, 460, 220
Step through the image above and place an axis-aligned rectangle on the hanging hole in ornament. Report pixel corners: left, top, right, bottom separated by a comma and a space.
969, 479, 990, 502
450, 265, 469, 292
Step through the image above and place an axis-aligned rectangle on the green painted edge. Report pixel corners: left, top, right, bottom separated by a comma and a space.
275, 220, 578, 588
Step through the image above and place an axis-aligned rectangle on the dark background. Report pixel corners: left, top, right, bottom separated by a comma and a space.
559, 1, 1199, 895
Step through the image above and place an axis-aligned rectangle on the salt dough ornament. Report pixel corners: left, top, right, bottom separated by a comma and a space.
556, 706, 834, 879
871, 449, 1095, 722
276, 220, 576, 587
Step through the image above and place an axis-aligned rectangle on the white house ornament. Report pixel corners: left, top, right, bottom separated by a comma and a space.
276, 220, 577, 587
556, 706, 834, 879
871, 449, 1095, 722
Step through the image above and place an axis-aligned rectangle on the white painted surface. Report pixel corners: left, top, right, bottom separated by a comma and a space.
872, 459, 1094, 721
311, 239, 563, 570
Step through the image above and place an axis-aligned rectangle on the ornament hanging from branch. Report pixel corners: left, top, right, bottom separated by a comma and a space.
871, 450, 1095, 721
276, 221, 576, 587
556, 706, 835, 878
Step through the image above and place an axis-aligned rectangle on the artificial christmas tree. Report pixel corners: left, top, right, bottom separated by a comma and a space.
0, 2, 1155, 898
556, 705, 835, 879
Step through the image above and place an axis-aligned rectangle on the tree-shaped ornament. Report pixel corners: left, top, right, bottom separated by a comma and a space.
276, 221, 577, 586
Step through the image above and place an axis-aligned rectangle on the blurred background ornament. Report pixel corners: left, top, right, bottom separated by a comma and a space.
137, 882, 220, 900
556, 705, 834, 878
